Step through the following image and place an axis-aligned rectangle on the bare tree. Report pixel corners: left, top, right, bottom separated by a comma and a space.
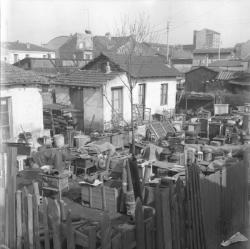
115, 12, 155, 43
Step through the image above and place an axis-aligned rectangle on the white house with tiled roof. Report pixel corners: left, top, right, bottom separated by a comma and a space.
0, 63, 48, 140
53, 53, 180, 131
1, 41, 55, 64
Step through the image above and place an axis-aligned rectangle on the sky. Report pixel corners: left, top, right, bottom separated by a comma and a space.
1, 0, 250, 47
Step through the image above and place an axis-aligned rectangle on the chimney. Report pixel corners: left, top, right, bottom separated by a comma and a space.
26, 43, 30, 49
193, 30, 197, 49
85, 30, 92, 35
105, 32, 111, 40
105, 61, 111, 74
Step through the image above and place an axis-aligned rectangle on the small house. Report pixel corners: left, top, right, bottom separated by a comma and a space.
0, 63, 48, 140
53, 53, 180, 131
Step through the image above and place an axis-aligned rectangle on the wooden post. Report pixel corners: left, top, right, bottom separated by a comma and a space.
100, 211, 111, 249
16, 190, 22, 249
66, 210, 75, 249
22, 188, 29, 249
155, 184, 163, 249
135, 198, 145, 249
27, 194, 34, 249
49, 214, 61, 249
33, 193, 41, 249
87, 226, 97, 249
161, 188, 172, 249
42, 198, 50, 249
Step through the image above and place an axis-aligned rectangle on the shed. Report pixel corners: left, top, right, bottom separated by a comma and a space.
0, 63, 48, 140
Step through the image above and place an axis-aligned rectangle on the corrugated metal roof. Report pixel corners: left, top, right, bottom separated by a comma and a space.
216, 71, 238, 80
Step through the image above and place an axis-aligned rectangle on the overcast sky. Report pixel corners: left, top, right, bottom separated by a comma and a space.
1, 0, 250, 47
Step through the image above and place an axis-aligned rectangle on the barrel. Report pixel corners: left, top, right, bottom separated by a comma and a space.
203, 147, 213, 162
54, 134, 65, 148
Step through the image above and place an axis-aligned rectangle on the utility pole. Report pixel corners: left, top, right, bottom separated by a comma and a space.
218, 36, 221, 60
166, 21, 170, 64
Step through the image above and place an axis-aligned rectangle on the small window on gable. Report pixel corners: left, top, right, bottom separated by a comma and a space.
79, 42, 84, 49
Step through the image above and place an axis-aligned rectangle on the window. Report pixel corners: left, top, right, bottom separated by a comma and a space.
43, 55, 47, 58
48, 53, 51, 59
160, 83, 168, 105
14, 54, 19, 63
138, 84, 146, 105
25, 54, 30, 58
0, 97, 12, 141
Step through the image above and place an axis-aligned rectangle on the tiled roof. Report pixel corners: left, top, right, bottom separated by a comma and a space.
1, 62, 48, 86
209, 60, 243, 67
42, 36, 71, 50
185, 66, 220, 74
54, 70, 121, 87
144, 42, 194, 59
14, 58, 86, 77
171, 58, 193, 64
193, 48, 234, 54
100, 53, 180, 78
93, 36, 131, 54
2, 41, 54, 52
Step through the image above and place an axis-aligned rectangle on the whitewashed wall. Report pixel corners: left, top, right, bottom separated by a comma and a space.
2, 50, 56, 64
133, 77, 177, 114
0, 87, 44, 137
103, 74, 177, 124
103, 73, 132, 124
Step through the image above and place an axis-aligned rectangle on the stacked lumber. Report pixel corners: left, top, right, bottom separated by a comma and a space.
43, 107, 73, 135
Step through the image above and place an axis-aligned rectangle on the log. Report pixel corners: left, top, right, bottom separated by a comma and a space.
33, 193, 41, 249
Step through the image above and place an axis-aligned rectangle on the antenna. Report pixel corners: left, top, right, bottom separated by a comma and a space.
83, 9, 90, 30
166, 20, 170, 64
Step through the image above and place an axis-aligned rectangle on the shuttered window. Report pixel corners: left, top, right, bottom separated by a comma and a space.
160, 83, 168, 105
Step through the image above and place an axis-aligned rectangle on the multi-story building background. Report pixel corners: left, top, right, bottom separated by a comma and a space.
193, 28, 220, 49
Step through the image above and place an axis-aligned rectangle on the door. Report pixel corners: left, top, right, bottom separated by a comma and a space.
111, 87, 123, 124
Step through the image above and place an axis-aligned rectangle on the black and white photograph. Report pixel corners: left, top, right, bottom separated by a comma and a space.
0, 0, 250, 248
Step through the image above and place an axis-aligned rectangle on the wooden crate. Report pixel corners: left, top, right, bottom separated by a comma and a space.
81, 185, 119, 213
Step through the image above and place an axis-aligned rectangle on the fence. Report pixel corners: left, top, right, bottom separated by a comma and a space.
200, 152, 249, 249
1, 146, 249, 249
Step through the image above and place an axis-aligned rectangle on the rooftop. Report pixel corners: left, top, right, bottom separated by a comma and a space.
193, 48, 234, 54
1, 62, 48, 87
209, 60, 243, 67
14, 57, 86, 77
84, 53, 180, 78
42, 36, 71, 50
54, 69, 121, 87
2, 41, 54, 52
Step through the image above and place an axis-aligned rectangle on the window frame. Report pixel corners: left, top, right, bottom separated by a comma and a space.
160, 83, 168, 106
